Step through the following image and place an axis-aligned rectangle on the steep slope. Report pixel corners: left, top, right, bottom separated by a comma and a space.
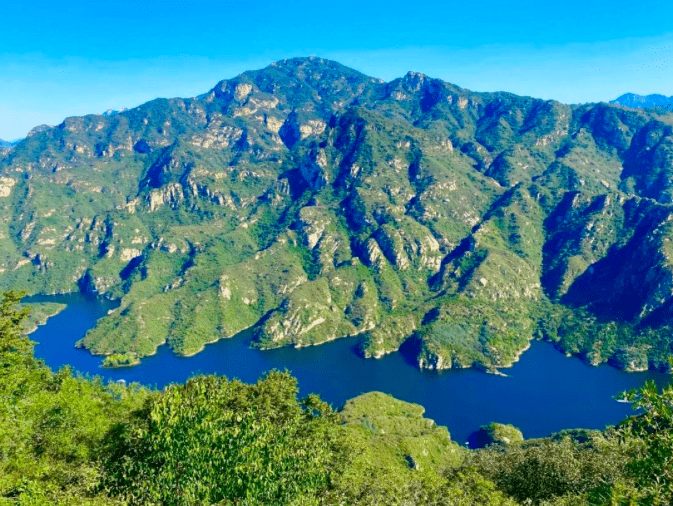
3, 57, 673, 372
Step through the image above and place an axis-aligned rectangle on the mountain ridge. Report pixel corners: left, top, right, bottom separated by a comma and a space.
3, 56, 673, 372
611, 92, 673, 110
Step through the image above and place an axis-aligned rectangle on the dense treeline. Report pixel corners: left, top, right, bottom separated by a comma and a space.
1, 291, 672, 505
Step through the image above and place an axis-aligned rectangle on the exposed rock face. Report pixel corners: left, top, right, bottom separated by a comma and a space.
78, 269, 117, 295
147, 183, 185, 212
190, 122, 244, 149
417, 347, 451, 371
0, 177, 16, 197
359, 315, 417, 358
299, 149, 328, 190
4, 57, 673, 372
234, 83, 253, 101
297, 206, 331, 249
374, 225, 410, 270
363, 238, 386, 270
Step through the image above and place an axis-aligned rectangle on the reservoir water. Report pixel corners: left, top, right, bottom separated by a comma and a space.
27, 293, 671, 447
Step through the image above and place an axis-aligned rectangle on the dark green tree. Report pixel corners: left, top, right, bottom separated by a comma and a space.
0, 291, 33, 375
101, 371, 344, 505
0, 291, 145, 505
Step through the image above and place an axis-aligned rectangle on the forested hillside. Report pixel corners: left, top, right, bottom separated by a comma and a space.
3, 58, 673, 372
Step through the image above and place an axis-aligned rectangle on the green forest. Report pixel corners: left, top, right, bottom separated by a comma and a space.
1, 291, 672, 505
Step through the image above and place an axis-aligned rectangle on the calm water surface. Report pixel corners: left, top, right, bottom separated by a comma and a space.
27, 293, 671, 446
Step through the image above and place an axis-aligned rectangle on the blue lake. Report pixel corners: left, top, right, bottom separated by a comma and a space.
27, 293, 671, 447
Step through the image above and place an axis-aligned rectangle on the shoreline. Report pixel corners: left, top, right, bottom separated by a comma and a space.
72, 312, 673, 376
178, 324, 256, 358
22, 303, 68, 335
489, 340, 533, 373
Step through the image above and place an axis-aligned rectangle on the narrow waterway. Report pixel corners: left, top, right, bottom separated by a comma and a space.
26, 293, 671, 446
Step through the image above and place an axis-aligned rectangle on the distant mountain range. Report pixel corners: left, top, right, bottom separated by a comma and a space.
0, 138, 20, 148
3, 57, 673, 373
0, 138, 21, 154
611, 93, 673, 109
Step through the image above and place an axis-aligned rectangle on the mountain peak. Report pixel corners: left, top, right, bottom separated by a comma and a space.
270, 55, 329, 67
260, 56, 376, 84
102, 107, 128, 117
269, 56, 353, 71
404, 70, 427, 79
26, 124, 53, 138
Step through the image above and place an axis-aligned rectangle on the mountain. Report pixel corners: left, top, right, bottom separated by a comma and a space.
3, 56, 673, 372
611, 93, 673, 110
0, 138, 21, 156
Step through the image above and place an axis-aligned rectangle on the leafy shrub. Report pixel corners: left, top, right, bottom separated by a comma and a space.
466, 433, 631, 505
100, 371, 344, 505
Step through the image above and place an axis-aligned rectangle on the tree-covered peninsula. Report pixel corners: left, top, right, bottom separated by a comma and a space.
1, 292, 672, 505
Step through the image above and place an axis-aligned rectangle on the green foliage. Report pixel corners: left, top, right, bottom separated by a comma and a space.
467, 432, 632, 505
20, 302, 67, 334
101, 371, 344, 505
101, 352, 140, 368
0, 290, 535, 505
0, 290, 32, 359
0, 291, 148, 505
474, 423, 524, 448
339, 391, 463, 474
326, 463, 517, 506
611, 376, 673, 504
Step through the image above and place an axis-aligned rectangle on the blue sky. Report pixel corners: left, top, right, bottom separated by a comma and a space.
1, 0, 673, 140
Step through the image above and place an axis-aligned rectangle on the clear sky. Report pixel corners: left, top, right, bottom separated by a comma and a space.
2, 0, 673, 140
